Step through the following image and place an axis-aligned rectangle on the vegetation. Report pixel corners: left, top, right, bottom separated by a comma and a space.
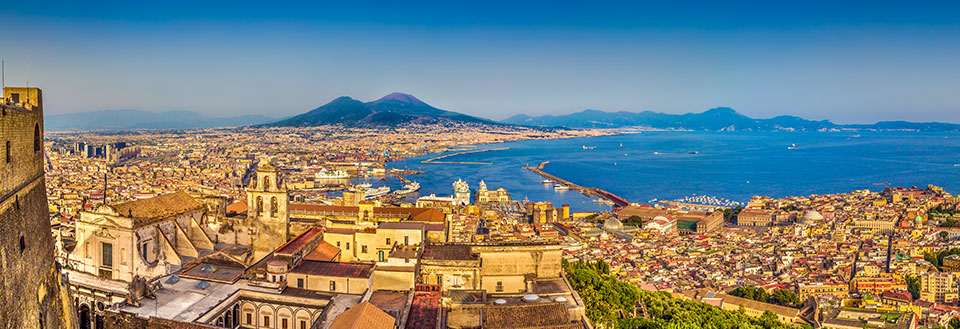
728, 286, 801, 308
563, 259, 801, 329
940, 217, 959, 228
930, 204, 960, 217
723, 206, 744, 223
905, 275, 921, 300
623, 215, 644, 227
923, 248, 960, 270
779, 205, 800, 212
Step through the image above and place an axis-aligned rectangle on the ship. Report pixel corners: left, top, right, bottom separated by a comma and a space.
688, 151, 698, 154
364, 186, 391, 199
582, 145, 597, 150
788, 143, 799, 150
315, 168, 349, 179
541, 179, 553, 184
395, 182, 421, 195
348, 183, 372, 192
554, 183, 570, 191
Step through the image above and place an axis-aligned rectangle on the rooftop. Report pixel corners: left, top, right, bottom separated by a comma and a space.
290, 261, 374, 278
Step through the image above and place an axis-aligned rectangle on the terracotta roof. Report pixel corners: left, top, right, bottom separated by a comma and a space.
379, 222, 425, 231
288, 203, 444, 222
482, 302, 582, 329
329, 302, 395, 329
225, 201, 247, 215
304, 241, 340, 262
275, 227, 322, 255
111, 191, 203, 227
290, 261, 374, 278
405, 292, 439, 329
422, 244, 475, 261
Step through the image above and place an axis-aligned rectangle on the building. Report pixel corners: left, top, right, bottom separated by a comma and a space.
246, 161, 292, 259
0, 86, 76, 328
920, 272, 958, 304
475, 180, 511, 204
453, 178, 471, 205
737, 209, 774, 226
942, 254, 960, 272
526, 202, 570, 224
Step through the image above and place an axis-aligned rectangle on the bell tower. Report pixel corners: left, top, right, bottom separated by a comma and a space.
245, 160, 290, 257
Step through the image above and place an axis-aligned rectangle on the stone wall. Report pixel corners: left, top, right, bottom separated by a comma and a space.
0, 87, 76, 328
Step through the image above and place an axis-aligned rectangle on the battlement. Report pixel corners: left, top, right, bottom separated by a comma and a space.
2, 86, 43, 110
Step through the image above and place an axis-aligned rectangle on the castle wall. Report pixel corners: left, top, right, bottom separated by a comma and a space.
0, 88, 76, 329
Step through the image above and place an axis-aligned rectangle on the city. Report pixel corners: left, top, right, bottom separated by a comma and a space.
3, 2, 960, 329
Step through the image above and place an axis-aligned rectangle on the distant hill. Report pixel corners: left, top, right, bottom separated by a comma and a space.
503, 107, 959, 131
45, 110, 277, 130
264, 92, 500, 127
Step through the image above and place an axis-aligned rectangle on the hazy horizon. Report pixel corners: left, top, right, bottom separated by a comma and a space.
3, 1, 959, 124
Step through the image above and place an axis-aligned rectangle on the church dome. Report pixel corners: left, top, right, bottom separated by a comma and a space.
604, 217, 624, 232
915, 215, 923, 224
802, 211, 824, 223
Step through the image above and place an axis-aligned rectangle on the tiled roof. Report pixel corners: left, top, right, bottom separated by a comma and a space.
275, 227, 322, 255
110, 191, 203, 227
304, 241, 340, 262
481, 302, 582, 329
290, 261, 373, 278
329, 302, 395, 329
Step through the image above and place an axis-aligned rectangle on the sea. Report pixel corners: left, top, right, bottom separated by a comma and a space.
355, 131, 960, 212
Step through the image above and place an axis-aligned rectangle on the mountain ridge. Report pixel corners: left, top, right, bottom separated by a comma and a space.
45, 109, 278, 130
264, 92, 500, 127
502, 107, 960, 131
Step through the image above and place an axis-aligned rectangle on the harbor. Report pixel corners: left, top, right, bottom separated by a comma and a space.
524, 161, 631, 208
421, 147, 509, 164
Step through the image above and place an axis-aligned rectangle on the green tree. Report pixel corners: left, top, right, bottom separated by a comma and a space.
905, 275, 922, 300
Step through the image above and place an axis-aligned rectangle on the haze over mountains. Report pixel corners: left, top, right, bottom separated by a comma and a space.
504, 108, 960, 131
46, 93, 959, 131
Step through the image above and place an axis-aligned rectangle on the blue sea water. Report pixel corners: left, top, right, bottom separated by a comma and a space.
378, 131, 960, 212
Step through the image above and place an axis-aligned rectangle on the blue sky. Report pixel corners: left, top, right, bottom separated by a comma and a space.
1, 1, 959, 123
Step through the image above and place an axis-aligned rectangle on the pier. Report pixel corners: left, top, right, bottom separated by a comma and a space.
523, 161, 631, 208
421, 147, 509, 165
657, 200, 729, 211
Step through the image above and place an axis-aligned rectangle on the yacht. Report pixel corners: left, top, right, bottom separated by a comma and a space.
364, 186, 391, 199
554, 183, 570, 191
395, 182, 420, 195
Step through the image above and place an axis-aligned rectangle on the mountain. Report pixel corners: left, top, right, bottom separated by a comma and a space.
45, 110, 277, 130
503, 108, 960, 131
265, 92, 499, 127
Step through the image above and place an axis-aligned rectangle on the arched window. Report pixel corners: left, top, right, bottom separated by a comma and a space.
34, 123, 41, 152
263, 177, 271, 190
271, 197, 279, 218
256, 196, 263, 216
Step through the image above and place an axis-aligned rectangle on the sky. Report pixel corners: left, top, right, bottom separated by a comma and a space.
1, 1, 959, 123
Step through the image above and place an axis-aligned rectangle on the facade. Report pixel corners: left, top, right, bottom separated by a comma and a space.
737, 209, 775, 226
475, 180, 511, 204
920, 272, 958, 304
453, 179, 471, 205
418, 242, 564, 293
246, 162, 291, 259
0, 87, 76, 328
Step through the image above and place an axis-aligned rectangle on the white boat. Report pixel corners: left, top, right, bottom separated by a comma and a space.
788, 143, 799, 150
395, 182, 420, 195
365, 186, 391, 199
541, 179, 553, 184
315, 168, 349, 179
554, 183, 569, 191
582, 145, 596, 150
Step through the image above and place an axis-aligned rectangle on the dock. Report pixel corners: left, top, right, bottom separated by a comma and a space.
421, 147, 509, 165
523, 161, 631, 208
657, 200, 729, 211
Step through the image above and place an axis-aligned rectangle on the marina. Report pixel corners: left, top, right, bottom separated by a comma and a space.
421, 147, 510, 165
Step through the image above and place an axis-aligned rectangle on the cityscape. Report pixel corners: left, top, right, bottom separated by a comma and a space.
3, 2, 960, 329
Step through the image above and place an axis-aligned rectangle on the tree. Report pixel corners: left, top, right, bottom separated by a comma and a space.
905, 275, 921, 300
941, 231, 950, 241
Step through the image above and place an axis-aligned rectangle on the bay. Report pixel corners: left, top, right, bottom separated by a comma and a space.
381, 131, 960, 212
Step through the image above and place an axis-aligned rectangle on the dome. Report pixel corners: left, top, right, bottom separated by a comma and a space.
802, 211, 824, 222
604, 217, 624, 232
915, 215, 923, 224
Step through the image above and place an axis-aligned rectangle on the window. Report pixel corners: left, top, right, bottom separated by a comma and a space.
378, 251, 385, 262
297, 278, 304, 289
34, 124, 40, 152
386, 238, 391, 245
5, 141, 9, 163
346, 242, 350, 250
246, 313, 252, 325
300, 320, 307, 329
263, 315, 269, 327
101, 243, 113, 267
120, 248, 126, 265
496, 281, 503, 292
336, 241, 340, 247
361, 245, 367, 253
329, 280, 336, 291
437, 274, 443, 285
270, 197, 279, 218
10, 93, 19, 104
282, 318, 288, 329
404, 236, 409, 245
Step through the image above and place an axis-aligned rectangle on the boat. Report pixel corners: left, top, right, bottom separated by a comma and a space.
315, 168, 349, 179
850, 134, 861, 138
395, 182, 420, 195
364, 186, 391, 199
541, 179, 553, 184
688, 151, 698, 155
787, 143, 799, 150
348, 183, 372, 192
653, 152, 661, 155
553, 183, 570, 191
582, 145, 596, 150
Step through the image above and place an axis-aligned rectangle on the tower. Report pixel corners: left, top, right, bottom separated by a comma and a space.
1, 87, 76, 328
453, 179, 470, 205
246, 161, 290, 258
